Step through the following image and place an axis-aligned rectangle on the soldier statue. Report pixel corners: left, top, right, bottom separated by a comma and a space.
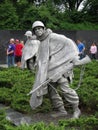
28, 21, 91, 119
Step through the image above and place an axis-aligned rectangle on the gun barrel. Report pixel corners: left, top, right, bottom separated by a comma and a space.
27, 78, 51, 96
27, 63, 74, 96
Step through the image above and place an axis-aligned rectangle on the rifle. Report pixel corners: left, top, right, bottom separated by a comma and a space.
27, 63, 73, 96
27, 55, 91, 96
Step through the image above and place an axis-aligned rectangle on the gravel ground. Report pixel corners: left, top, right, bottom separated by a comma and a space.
29, 112, 71, 125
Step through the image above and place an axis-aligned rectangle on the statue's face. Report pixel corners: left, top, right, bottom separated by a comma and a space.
34, 26, 45, 37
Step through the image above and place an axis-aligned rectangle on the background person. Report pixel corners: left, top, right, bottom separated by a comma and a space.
15, 39, 24, 68
6, 38, 15, 67
20, 40, 24, 46
77, 39, 85, 59
89, 42, 97, 59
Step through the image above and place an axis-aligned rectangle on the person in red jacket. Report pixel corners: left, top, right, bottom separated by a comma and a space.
15, 39, 24, 67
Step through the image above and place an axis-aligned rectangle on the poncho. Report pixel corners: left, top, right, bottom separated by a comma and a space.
30, 29, 91, 109
21, 37, 40, 68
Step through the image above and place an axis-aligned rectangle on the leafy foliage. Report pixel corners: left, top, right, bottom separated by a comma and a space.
0, 60, 98, 129
72, 60, 98, 112
59, 115, 98, 130
0, 1, 19, 29
0, 61, 98, 113
0, 109, 12, 130
0, 0, 98, 30
0, 68, 34, 112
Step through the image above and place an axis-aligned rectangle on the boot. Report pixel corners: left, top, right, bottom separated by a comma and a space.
51, 106, 67, 118
72, 104, 81, 119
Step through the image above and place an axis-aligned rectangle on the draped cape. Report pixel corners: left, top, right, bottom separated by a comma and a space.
30, 29, 91, 109
21, 38, 40, 68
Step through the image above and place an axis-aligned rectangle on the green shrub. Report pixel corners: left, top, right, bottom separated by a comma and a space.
0, 61, 98, 114
72, 61, 98, 112
59, 115, 98, 130
0, 109, 13, 130
0, 61, 98, 129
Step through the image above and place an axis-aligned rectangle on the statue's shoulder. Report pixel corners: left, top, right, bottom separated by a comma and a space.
31, 39, 40, 45
49, 33, 64, 40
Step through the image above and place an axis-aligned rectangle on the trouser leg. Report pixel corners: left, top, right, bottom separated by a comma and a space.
48, 82, 67, 117
48, 82, 64, 109
11, 56, 15, 67
7, 56, 11, 67
58, 77, 81, 118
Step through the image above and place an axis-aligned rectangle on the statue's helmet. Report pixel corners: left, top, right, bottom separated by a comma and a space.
24, 31, 32, 37
32, 21, 45, 30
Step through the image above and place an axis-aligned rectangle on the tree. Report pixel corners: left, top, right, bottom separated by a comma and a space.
52, 0, 98, 24
85, 0, 98, 23
0, 0, 98, 30
52, 0, 85, 11
20, 2, 59, 30
0, 1, 19, 29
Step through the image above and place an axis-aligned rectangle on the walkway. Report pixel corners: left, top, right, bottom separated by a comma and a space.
0, 64, 8, 68
0, 104, 32, 126
0, 103, 71, 126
